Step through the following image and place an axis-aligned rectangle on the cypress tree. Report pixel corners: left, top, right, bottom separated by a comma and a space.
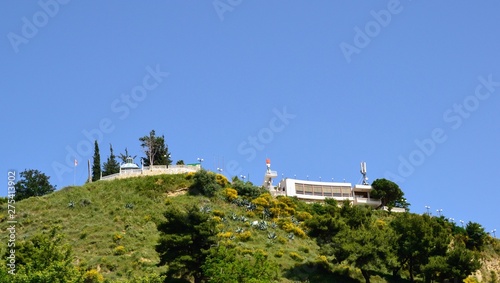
92, 140, 101, 181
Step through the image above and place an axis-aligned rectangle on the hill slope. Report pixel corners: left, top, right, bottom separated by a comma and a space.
1, 174, 499, 282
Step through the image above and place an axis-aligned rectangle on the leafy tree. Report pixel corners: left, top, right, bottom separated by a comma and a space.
465, 221, 488, 251
339, 202, 372, 229
91, 140, 101, 182
371, 178, 406, 209
390, 213, 450, 282
176, 160, 185, 165
203, 245, 279, 283
445, 242, 481, 282
0, 227, 85, 283
139, 130, 171, 166
306, 214, 347, 246
331, 221, 397, 283
102, 144, 120, 176
14, 169, 56, 201
156, 205, 217, 283
118, 147, 137, 164
189, 169, 222, 197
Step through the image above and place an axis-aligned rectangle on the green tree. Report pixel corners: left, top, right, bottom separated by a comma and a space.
102, 144, 120, 176
176, 160, 185, 165
390, 213, 450, 282
445, 242, 481, 282
92, 140, 101, 182
14, 169, 56, 201
331, 221, 397, 283
0, 227, 84, 283
203, 245, 279, 283
189, 169, 222, 197
231, 178, 266, 198
156, 205, 217, 283
465, 222, 488, 251
139, 130, 171, 166
371, 178, 407, 209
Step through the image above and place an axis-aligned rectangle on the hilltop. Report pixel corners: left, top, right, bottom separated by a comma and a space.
1, 173, 499, 282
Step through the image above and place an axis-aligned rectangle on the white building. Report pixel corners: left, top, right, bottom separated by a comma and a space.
262, 159, 385, 208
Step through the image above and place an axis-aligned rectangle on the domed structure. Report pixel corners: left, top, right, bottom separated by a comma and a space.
120, 157, 139, 170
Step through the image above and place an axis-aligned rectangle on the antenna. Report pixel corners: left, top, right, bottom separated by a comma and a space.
360, 161, 368, 185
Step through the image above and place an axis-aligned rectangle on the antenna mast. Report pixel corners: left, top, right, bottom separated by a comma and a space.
360, 161, 368, 185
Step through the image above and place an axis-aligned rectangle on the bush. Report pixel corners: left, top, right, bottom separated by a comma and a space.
114, 245, 126, 255
218, 231, 234, 239
113, 233, 123, 243
216, 174, 229, 187
213, 209, 225, 217
83, 269, 104, 283
296, 211, 313, 221
289, 252, 304, 262
224, 188, 238, 202
189, 170, 221, 197
237, 231, 252, 241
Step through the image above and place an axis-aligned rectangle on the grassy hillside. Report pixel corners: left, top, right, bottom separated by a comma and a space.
1, 173, 499, 282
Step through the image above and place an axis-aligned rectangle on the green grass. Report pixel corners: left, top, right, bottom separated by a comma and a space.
1, 173, 499, 282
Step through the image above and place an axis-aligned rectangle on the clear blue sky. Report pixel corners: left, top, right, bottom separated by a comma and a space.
2, 1, 499, 234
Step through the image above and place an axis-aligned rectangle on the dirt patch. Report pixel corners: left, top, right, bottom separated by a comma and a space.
166, 188, 188, 197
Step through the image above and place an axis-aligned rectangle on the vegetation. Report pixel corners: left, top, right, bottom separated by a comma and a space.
370, 178, 408, 209
92, 140, 101, 182
140, 130, 171, 166
13, 169, 56, 201
156, 205, 217, 283
102, 144, 120, 176
0, 173, 498, 283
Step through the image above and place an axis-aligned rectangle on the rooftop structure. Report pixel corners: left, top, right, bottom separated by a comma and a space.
263, 160, 392, 209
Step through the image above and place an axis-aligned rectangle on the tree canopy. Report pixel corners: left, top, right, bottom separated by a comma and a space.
102, 144, 120, 176
156, 204, 217, 283
139, 130, 171, 166
370, 178, 408, 209
14, 169, 56, 201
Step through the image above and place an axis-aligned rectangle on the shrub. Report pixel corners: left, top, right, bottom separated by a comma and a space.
113, 233, 123, 243
275, 250, 284, 258
215, 174, 229, 188
296, 211, 313, 221
224, 188, 238, 202
190, 170, 221, 197
277, 236, 287, 244
218, 231, 233, 239
114, 245, 126, 255
289, 252, 304, 262
83, 269, 104, 283
213, 209, 225, 217
298, 246, 310, 253
164, 198, 172, 205
237, 231, 252, 241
